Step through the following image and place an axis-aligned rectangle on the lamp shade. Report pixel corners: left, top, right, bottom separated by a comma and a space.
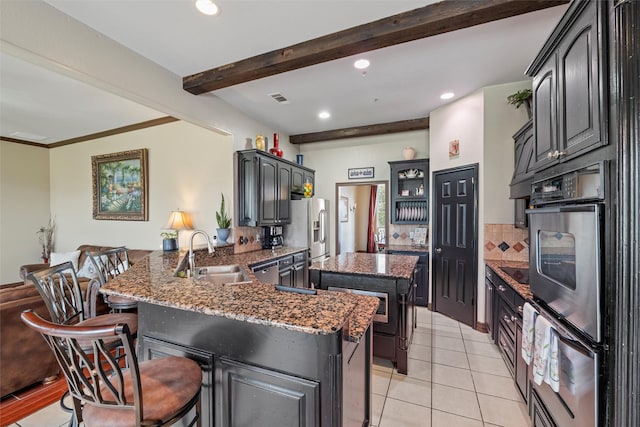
163, 210, 193, 231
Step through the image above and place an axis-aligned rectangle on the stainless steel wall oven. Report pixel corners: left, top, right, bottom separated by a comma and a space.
527, 162, 605, 343
527, 162, 605, 427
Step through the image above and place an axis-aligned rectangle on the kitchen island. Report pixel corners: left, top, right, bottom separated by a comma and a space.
101, 249, 379, 427
309, 252, 418, 375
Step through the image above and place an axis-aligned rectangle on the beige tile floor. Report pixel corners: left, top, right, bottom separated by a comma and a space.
10, 307, 531, 427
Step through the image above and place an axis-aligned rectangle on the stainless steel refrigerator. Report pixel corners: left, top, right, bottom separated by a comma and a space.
285, 199, 329, 262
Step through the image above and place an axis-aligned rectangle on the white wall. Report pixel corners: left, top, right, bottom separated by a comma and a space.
48, 120, 232, 252
301, 130, 429, 256
429, 81, 530, 323
0, 142, 50, 283
338, 186, 356, 254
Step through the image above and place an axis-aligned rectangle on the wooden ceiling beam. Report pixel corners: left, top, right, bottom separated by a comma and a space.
183, 0, 569, 94
289, 117, 429, 144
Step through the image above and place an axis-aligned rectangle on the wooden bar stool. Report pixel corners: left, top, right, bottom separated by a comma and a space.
86, 247, 138, 313
21, 310, 201, 427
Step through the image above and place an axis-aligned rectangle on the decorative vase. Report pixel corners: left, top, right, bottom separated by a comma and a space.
255, 134, 265, 151
402, 147, 416, 160
162, 238, 178, 252
217, 228, 231, 244
269, 133, 283, 157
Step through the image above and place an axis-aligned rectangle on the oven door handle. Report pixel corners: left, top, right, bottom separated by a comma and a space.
526, 204, 598, 215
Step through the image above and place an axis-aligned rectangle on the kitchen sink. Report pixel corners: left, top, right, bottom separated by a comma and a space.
193, 265, 252, 285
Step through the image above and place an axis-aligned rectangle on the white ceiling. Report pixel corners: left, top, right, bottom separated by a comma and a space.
0, 0, 568, 144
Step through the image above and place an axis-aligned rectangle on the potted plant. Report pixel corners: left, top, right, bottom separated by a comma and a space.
161, 231, 178, 252
507, 88, 533, 118
216, 193, 232, 244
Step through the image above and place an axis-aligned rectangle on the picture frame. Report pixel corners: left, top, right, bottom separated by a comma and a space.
92, 149, 149, 221
339, 196, 349, 222
348, 167, 374, 179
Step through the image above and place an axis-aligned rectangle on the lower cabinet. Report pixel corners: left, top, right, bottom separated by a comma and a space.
219, 358, 319, 427
530, 389, 556, 427
139, 302, 371, 427
385, 250, 429, 307
485, 265, 528, 405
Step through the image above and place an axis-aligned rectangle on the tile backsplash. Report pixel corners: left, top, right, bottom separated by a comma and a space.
484, 224, 529, 262
388, 224, 430, 247
233, 226, 263, 254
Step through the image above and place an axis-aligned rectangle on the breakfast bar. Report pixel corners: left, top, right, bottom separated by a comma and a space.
101, 250, 379, 427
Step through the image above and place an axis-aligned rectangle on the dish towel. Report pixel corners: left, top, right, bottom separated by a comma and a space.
533, 314, 553, 386
544, 329, 560, 392
521, 302, 538, 365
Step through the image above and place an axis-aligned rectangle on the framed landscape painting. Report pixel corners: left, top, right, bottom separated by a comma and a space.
92, 149, 148, 221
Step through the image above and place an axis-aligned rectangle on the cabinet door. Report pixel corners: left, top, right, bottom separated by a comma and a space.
532, 56, 557, 171
414, 257, 429, 307
485, 279, 495, 343
141, 336, 214, 427
259, 157, 278, 224
515, 322, 529, 404
278, 164, 292, 223
557, 0, 605, 158
291, 167, 304, 194
512, 122, 535, 183
303, 171, 315, 197
237, 153, 258, 226
218, 357, 320, 427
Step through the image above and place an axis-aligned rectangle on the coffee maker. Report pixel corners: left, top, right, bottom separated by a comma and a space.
262, 226, 284, 249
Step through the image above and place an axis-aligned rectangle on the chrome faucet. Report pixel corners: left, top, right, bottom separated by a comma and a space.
188, 230, 215, 275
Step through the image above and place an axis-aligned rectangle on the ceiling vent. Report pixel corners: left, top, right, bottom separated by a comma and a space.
269, 93, 290, 104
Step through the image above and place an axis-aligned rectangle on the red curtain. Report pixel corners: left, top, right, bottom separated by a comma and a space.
367, 185, 378, 253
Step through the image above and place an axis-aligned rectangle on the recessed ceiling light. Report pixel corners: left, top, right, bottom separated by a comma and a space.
440, 92, 455, 100
354, 59, 370, 70
318, 111, 331, 119
195, 0, 220, 15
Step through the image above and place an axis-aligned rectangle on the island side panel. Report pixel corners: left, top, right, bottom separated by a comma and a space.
138, 302, 370, 427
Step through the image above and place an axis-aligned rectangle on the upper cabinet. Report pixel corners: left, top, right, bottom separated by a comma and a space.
510, 120, 535, 199
389, 159, 430, 224
526, 0, 608, 172
236, 150, 314, 226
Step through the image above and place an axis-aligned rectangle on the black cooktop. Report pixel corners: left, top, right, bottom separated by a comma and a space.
499, 267, 529, 284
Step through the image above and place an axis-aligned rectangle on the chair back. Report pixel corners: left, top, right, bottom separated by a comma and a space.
87, 247, 130, 285
21, 310, 142, 423
27, 262, 86, 325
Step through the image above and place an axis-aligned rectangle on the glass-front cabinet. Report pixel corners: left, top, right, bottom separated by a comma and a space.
389, 159, 430, 224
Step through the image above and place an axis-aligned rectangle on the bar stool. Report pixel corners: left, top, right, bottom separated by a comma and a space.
86, 247, 138, 313
21, 310, 201, 427
27, 261, 139, 425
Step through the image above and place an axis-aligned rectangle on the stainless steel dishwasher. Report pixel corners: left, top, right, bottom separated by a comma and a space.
250, 261, 279, 285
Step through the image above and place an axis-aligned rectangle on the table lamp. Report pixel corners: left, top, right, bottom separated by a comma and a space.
163, 210, 193, 250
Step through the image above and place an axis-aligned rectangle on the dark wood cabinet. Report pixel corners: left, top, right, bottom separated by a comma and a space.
236, 150, 313, 226
386, 249, 428, 307
389, 159, 429, 224
485, 265, 528, 404
526, 0, 608, 173
292, 167, 315, 198
219, 358, 319, 427
510, 120, 535, 199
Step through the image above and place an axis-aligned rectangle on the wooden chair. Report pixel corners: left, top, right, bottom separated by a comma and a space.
86, 247, 137, 313
21, 310, 201, 427
27, 261, 139, 424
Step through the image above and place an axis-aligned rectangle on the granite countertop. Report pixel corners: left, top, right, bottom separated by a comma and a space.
385, 244, 430, 253
484, 259, 533, 300
310, 252, 418, 279
101, 248, 379, 343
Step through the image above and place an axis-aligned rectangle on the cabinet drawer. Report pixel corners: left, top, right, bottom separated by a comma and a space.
279, 255, 294, 269
495, 277, 517, 308
498, 300, 517, 341
497, 325, 516, 377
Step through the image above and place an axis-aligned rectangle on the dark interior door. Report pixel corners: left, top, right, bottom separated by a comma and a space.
432, 164, 478, 327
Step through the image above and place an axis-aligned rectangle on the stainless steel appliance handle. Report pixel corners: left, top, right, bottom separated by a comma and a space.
526, 204, 598, 214
319, 209, 327, 244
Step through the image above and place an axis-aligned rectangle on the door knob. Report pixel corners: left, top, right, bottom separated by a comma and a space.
435, 248, 442, 254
